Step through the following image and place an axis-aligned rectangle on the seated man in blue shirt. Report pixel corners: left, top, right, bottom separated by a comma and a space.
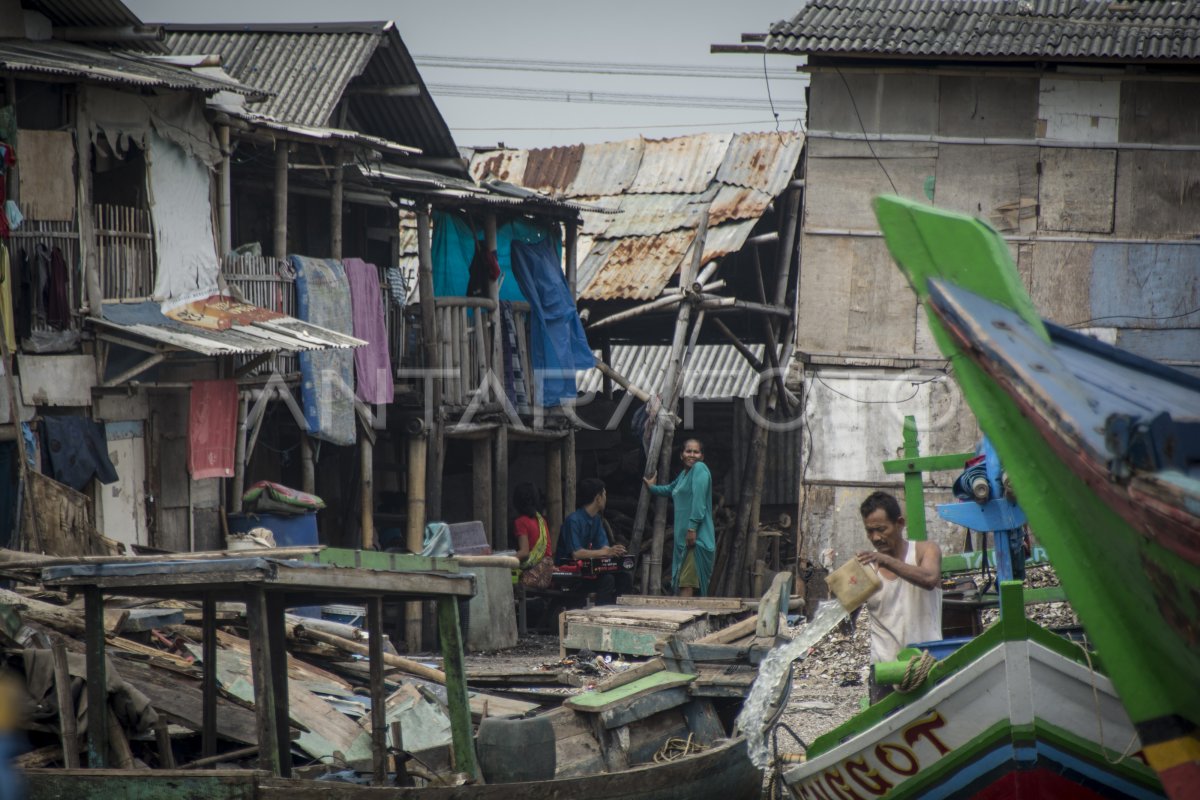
554, 478, 631, 604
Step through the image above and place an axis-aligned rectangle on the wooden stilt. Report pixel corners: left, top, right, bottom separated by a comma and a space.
201, 595, 217, 761
493, 425, 508, 554
367, 596, 387, 785
436, 597, 479, 779
231, 393, 247, 514
360, 425, 375, 549
84, 588, 108, 768
265, 594, 291, 778
646, 428, 676, 595
545, 443, 563, 538
273, 143, 288, 260
300, 434, 315, 495
472, 438, 493, 548
564, 430, 576, 540
51, 642, 79, 768
485, 214, 501, 403
405, 434, 427, 653
565, 220, 578, 299
246, 587, 281, 776
75, 90, 102, 317
330, 147, 344, 260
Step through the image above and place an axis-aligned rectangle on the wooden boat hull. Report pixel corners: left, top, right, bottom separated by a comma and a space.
783, 613, 1165, 799
27, 736, 761, 800
872, 196, 1200, 799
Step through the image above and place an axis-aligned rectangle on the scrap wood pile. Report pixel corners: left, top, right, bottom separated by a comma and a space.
0, 576, 542, 780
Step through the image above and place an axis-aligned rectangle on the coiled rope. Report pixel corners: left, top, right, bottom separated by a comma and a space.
653, 733, 705, 763
896, 649, 937, 693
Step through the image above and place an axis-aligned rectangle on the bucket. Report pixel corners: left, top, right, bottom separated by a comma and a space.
476, 716, 555, 783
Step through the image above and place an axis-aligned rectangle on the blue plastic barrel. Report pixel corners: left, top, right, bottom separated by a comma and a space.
227, 512, 320, 617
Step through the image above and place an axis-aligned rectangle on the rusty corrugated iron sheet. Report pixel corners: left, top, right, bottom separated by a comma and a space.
716, 132, 805, 197
564, 138, 644, 197
628, 133, 733, 194
578, 230, 696, 301
466, 130, 803, 301
523, 144, 584, 192
604, 194, 708, 239
708, 185, 774, 227
702, 219, 760, 264
471, 149, 527, 184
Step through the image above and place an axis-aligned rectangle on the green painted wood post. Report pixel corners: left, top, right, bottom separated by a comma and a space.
902, 415, 927, 541
83, 588, 108, 768
436, 596, 478, 780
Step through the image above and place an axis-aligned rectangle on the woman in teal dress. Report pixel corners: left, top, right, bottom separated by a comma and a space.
644, 439, 716, 596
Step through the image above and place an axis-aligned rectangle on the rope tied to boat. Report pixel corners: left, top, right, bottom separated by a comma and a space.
896, 649, 937, 693
1074, 640, 1139, 765
653, 733, 706, 763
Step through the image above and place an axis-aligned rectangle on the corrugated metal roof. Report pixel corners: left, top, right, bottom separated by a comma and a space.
467, 130, 803, 301
604, 193, 708, 238
577, 344, 765, 400
523, 144, 584, 192
470, 149, 527, 184
578, 231, 696, 301
708, 185, 774, 226
0, 39, 252, 93
716, 132, 805, 197
95, 300, 364, 357
627, 133, 733, 194
165, 22, 460, 158
565, 138, 644, 197
766, 0, 1200, 62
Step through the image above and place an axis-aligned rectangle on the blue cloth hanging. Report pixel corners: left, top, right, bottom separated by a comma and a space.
510, 235, 594, 407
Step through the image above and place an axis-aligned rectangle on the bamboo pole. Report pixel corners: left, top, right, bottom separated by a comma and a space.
587, 292, 683, 330
563, 430, 576, 542
231, 393, 248, 514
712, 318, 766, 373
75, 90, 102, 316
646, 428, 676, 595
565, 220, 578, 299
416, 206, 443, 520
632, 212, 709, 594
485, 214, 500, 404
472, 438, 493, 549
300, 434, 315, 495
217, 125, 232, 256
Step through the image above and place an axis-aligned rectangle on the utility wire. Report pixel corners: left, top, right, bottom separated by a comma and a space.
834, 65, 899, 195
453, 117, 803, 132
427, 83, 806, 112
414, 55, 806, 81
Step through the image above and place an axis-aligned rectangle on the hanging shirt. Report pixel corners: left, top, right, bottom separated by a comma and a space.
865, 539, 943, 663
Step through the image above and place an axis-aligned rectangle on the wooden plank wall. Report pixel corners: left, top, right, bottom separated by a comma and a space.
795, 68, 1200, 558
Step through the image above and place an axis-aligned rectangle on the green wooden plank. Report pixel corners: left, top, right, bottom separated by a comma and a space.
561, 624, 665, 657
941, 545, 1051, 574
300, 548, 459, 573
566, 671, 696, 710
902, 416, 927, 541
27, 770, 258, 800
882, 453, 977, 474
436, 596, 478, 780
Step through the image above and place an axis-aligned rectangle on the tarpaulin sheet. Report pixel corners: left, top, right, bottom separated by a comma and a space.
292, 256, 356, 446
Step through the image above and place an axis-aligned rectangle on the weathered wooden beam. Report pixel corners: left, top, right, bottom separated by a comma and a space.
84, 588, 108, 767
331, 147, 344, 260
472, 438, 493, 549
436, 597, 478, 779
545, 442, 563, 539
417, 206, 444, 520
51, 642, 80, 768
492, 425, 508, 557
367, 596, 387, 786
273, 143, 288, 259
245, 587, 281, 776
201, 596, 217, 760
360, 422, 375, 549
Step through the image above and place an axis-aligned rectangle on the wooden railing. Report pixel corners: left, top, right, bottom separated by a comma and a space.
9, 218, 81, 332
95, 204, 153, 300
432, 297, 532, 408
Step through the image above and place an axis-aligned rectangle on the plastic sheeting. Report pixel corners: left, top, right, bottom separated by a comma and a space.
147, 131, 220, 302
431, 211, 529, 302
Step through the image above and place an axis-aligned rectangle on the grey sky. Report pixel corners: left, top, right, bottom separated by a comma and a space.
127, 1, 806, 149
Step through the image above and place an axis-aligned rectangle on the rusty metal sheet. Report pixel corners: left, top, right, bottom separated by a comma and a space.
522, 144, 584, 192
571, 196, 622, 237
470, 149, 527, 184
715, 131, 804, 197
564, 138, 645, 197
702, 219, 759, 264
628, 133, 733, 194
578, 343, 764, 400
578, 230, 696, 301
708, 185, 774, 227
604, 193, 709, 238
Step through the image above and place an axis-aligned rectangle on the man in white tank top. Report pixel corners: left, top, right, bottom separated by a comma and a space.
856, 492, 942, 701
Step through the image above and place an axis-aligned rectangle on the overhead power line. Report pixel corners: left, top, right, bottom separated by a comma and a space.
413, 54, 806, 81
452, 117, 805, 132
425, 83, 806, 112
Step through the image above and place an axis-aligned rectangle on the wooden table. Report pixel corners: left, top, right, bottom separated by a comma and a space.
40, 555, 476, 782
